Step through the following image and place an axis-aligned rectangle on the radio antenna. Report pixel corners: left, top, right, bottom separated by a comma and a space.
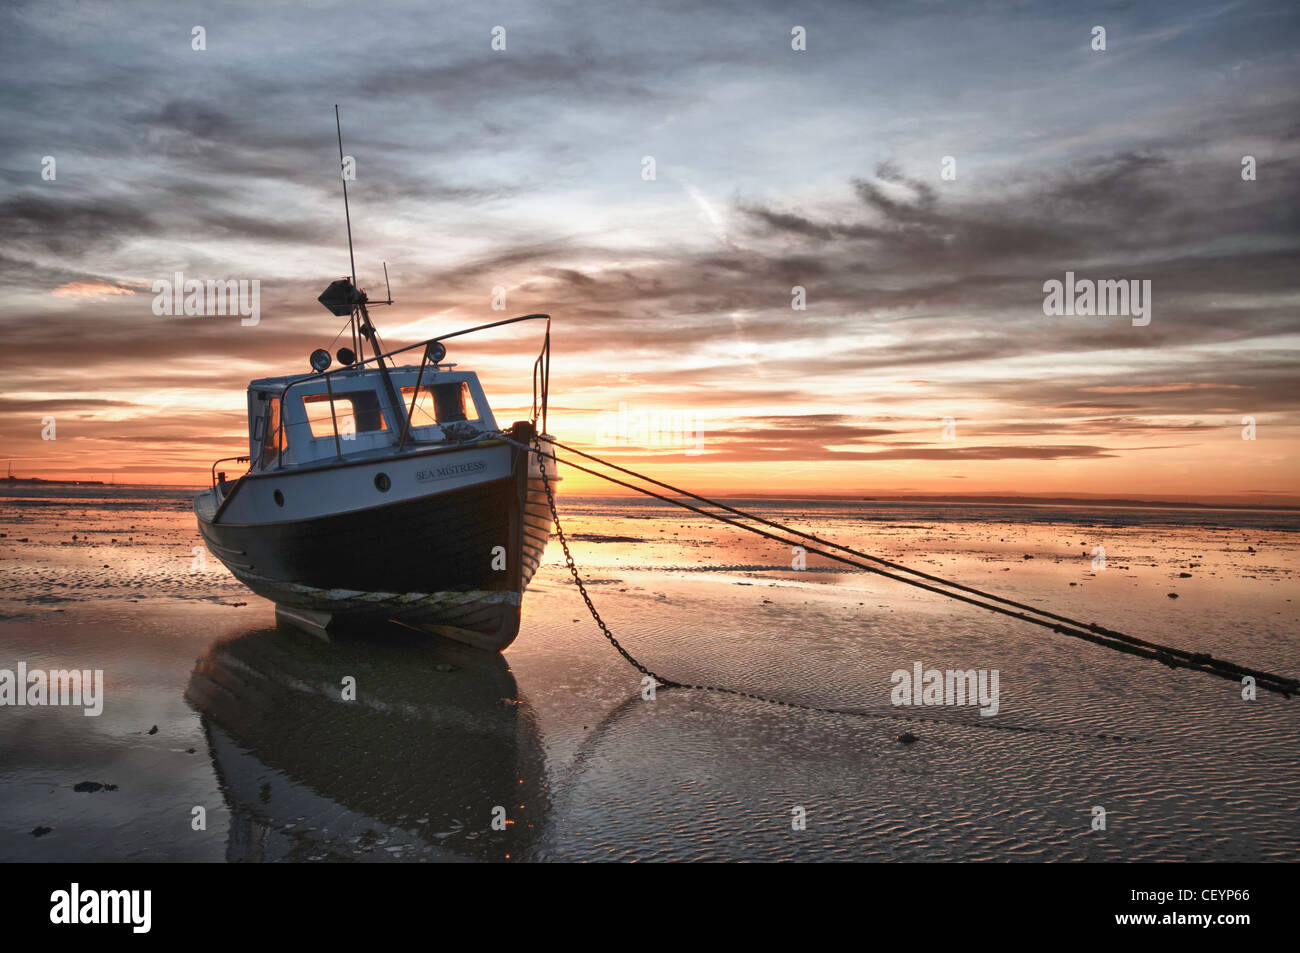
334, 105, 358, 289
334, 104, 361, 357
320, 107, 402, 414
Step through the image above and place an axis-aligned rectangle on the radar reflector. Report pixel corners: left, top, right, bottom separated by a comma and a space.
317, 278, 362, 317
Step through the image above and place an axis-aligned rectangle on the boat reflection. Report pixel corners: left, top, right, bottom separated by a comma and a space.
185, 621, 549, 861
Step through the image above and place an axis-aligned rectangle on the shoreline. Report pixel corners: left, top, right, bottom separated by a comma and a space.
3, 481, 1299, 515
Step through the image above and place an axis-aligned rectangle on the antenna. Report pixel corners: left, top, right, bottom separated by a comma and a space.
334, 105, 358, 290
382, 261, 392, 305
334, 104, 361, 358
321, 106, 403, 426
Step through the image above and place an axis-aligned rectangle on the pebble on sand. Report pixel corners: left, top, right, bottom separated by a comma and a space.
72, 781, 118, 793
1167, 592, 1180, 599
30, 826, 53, 837
897, 732, 918, 744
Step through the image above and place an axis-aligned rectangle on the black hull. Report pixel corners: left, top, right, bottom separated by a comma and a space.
198, 442, 552, 650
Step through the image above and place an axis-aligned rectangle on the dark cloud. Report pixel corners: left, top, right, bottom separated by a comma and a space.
1, 0, 1297, 491
0, 195, 158, 257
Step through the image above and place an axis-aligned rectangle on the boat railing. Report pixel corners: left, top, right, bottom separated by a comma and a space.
532, 317, 550, 435
210, 456, 251, 493
207, 313, 551, 476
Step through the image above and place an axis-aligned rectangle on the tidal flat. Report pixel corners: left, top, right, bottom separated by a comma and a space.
2, 485, 1297, 861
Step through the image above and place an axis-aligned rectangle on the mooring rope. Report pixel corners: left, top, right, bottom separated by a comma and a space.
541, 437, 1298, 696
527, 434, 1146, 741
516, 433, 1297, 701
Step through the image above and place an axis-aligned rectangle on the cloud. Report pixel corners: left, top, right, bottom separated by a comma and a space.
1, 0, 1297, 494
50, 281, 137, 298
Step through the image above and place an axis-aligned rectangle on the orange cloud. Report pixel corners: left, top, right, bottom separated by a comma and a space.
50, 281, 136, 298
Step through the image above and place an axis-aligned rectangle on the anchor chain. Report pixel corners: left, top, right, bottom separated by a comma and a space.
528, 433, 1144, 740
534, 432, 682, 688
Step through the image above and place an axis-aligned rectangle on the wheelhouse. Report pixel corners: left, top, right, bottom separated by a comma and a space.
247, 364, 499, 471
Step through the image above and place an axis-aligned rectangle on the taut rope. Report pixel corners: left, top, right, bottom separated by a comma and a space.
516, 433, 1297, 705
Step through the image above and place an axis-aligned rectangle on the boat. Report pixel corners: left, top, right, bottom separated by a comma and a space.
194, 110, 555, 651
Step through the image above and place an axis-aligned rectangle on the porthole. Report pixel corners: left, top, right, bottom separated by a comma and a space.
374, 472, 391, 492
273, 489, 285, 507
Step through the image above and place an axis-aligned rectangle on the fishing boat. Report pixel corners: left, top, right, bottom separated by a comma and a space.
194, 110, 555, 651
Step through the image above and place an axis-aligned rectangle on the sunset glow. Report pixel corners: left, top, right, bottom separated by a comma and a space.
2, 1, 1297, 504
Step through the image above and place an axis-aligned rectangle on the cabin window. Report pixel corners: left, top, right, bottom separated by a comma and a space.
302, 391, 389, 439
259, 396, 287, 467
400, 382, 478, 428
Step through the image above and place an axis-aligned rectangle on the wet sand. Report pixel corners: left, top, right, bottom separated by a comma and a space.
1, 486, 1297, 861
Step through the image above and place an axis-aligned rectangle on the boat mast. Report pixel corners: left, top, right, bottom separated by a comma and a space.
334, 104, 362, 362
328, 106, 405, 438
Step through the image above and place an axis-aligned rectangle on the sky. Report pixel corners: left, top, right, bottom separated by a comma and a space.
1, 0, 1298, 502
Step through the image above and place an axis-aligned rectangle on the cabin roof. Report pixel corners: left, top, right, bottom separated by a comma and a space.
247, 363, 468, 393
